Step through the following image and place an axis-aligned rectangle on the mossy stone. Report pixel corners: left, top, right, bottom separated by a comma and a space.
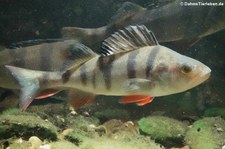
185, 117, 225, 149
138, 116, 187, 144
0, 109, 58, 140
204, 108, 225, 119
9, 141, 32, 149
50, 140, 79, 149
64, 115, 99, 145
79, 136, 163, 149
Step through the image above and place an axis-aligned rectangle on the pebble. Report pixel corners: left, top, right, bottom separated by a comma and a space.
28, 136, 42, 149
40, 144, 50, 149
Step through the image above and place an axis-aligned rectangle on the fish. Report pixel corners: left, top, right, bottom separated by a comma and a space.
0, 39, 94, 98
5, 25, 211, 111
61, 0, 225, 47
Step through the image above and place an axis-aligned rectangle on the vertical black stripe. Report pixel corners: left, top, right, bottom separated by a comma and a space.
80, 64, 87, 85
8, 48, 26, 67
127, 50, 139, 78
42, 73, 50, 85
40, 43, 52, 71
62, 70, 71, 83
145, 46, 159, 78
92, 70, 96, 89
98, 55, 115, 90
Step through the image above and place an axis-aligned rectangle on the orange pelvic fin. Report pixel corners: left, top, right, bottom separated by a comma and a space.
68, 89, 96, 110
136, 97, 154, 106
119, 95, 154, 106
35, 89, 60, 99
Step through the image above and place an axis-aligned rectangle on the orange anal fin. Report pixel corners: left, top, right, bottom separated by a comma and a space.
119, 95, 153, 104
68, 90, 96, 110
136, 97, 154, 106
35, 89, 60, 99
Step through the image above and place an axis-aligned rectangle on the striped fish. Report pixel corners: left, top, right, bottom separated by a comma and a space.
0, 40, 93, 97
62, 0, 225, 47
5, 25, 211, 111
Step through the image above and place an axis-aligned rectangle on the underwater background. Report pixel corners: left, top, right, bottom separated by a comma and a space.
0, 0, 225, 149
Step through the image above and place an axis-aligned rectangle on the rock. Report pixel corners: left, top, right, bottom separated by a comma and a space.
0, 109, 58, 140
100, 119, 138, 137
185, 117, 225, 149
28, 136, 42, 149
138, 116, 188, 145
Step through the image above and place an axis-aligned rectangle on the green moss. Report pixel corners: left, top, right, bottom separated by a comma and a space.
204, 108, 225, 119
68, 115, 99, 129
64, 129, 95, 146
50, 140, 79, 149
185, 117, 225, 149
0, 110, 58, 140
1, 108, 28, 115
64, 115, 99, 145
138, 116, 187, 144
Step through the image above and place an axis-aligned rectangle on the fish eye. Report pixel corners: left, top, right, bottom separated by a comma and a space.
180, 64, 192, 74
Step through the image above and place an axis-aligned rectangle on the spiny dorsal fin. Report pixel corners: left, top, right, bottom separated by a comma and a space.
101, 25, 159, 56
60, 42, 98, 73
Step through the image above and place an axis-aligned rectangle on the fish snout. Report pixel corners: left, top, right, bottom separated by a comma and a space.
200, 65, 211, 81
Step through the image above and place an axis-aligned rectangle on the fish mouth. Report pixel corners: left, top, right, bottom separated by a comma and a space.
189, 66, 211, 88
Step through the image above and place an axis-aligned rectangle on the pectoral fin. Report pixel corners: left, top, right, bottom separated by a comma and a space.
60, 42, 98, 83
68, 89, 96, 110
119, 95, 154, 106
122, 78, 154, 93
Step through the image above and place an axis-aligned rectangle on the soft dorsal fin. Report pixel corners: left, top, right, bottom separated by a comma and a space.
101, 25, 159, 56
60, 42, 98, 74
109, 2, 145, 25
9, 38, 63, 48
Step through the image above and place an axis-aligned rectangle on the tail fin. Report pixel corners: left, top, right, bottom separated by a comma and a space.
5, 65, 42, 111
61, 26, 107, 46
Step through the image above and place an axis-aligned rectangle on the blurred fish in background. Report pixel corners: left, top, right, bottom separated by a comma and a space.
62, 0, 225, 48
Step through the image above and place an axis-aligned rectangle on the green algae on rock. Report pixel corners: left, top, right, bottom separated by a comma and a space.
9, 139, 32, 149
64, 115, 100, 145
138, 116, 187, 144
185, 117, 225, 149
50, 140, 79, 149
79, 135, 164, 149
204, 108, 225, 119
0, 109, 58, 140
